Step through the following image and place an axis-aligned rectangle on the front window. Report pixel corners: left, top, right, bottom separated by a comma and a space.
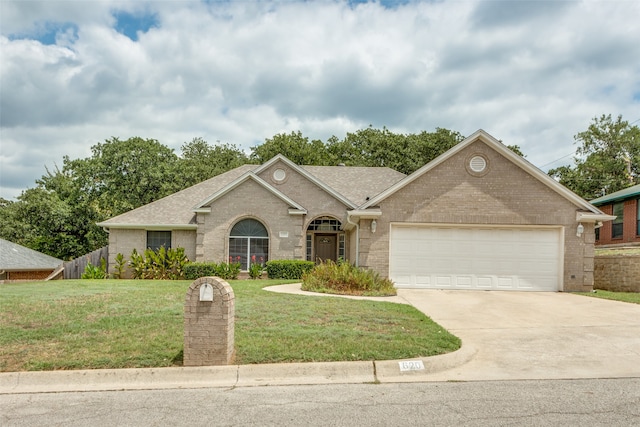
147, 231, 171, 251
612, 202, 624, 239
229, 219, 269, 270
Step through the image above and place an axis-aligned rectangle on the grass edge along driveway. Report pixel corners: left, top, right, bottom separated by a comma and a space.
0, 279, 460, 372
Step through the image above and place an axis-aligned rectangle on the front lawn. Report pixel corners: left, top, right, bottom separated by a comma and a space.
578, 289, 640, 305
0, 279, 460, 372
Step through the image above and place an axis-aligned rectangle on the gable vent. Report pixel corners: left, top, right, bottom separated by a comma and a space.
470, 156, 487, 173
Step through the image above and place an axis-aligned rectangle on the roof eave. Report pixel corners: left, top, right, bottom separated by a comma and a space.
96, 223, 198, 230
576, 212, 617, 223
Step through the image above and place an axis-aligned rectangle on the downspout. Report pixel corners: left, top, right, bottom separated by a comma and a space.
346, 212, 360, 267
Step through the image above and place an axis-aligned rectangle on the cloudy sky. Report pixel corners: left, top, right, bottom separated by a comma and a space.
1, 0, 639, 200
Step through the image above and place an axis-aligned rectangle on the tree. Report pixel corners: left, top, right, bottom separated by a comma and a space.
0, 137, 185, 259
179, 138, 248, 187
0, 198, 32, 247
549, 115, 640, 200
327, 127, 465, 174
69, 137, 182, 218
250, 131, 330, 165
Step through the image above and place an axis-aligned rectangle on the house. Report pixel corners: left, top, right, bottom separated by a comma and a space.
590, 183, 640, 247
97, 130, 614, 292
0, 238, 63, 281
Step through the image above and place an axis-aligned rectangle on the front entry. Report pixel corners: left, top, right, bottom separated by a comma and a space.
314, 234, 337, 263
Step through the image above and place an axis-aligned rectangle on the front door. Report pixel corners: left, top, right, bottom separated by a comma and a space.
314, 234, 337, 263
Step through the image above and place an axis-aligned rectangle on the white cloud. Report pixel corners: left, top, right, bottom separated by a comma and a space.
1, 0, 639, 200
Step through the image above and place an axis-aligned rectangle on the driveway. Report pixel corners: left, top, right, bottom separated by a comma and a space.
397, 290, 640, 381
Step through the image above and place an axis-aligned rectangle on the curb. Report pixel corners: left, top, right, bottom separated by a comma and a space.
0, 344, 475, 394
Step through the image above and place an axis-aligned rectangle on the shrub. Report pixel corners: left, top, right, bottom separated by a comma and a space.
301, 259, 397, 296
248, 255, 265, 280
113, 253, 126, 279
184, 260, 241, 281
81, 258, 107, 279
128, 247, 189, 280
265, 260, 315, 279
184, 262, 218, 280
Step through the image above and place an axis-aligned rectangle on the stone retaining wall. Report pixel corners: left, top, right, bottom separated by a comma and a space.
594, 255, 640, 292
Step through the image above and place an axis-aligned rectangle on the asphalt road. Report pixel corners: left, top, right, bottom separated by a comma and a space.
2, 378, 639, 426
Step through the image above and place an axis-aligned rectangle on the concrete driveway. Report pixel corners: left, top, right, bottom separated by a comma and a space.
397, 290, 640, 381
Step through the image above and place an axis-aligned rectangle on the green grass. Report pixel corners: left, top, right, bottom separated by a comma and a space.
0, 279, 460, 372
577, 289, 640, 305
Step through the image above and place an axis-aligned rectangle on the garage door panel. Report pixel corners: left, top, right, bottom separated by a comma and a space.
390, 226, 561, 291
477, 276, 493, 289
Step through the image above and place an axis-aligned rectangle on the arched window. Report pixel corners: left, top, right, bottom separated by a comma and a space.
229, 219, 269, 270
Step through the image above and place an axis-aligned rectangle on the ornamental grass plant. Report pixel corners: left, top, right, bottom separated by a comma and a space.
301, 260, 397, 296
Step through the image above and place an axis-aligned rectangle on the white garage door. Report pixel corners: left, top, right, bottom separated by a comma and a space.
389, 225, 562, 291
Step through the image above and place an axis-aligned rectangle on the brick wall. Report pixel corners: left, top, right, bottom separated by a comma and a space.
360, 140, 595, 292
107, 229, 146, 278
595, 199, 640, 246
196, 161, 349, 264
594, 255, 640, 292
183, 277, 235, 366
6, 270, 53, 281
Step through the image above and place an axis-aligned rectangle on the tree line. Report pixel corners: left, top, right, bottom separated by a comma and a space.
0, 127, 468, 259
1, 116, 636, 260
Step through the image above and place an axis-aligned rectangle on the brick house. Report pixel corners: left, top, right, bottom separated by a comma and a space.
0, 238, 63, 281
97, 130, 613, 292
590, 184, 640, 247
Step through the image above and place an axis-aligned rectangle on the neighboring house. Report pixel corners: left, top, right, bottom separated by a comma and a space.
590, 184, 640, 247
0, 238, 63, 281
98, 130, 614, 292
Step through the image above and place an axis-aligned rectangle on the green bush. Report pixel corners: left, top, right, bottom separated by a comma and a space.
301, 260, 397, 296
81, 258, 107, 279
184, 261, 241, 281
128, 247, 189, 280
265, 260, 315, 279
113, 253, 126, 279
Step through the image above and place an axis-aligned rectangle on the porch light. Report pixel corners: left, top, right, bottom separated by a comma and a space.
371, 219, 377, 233
576, 223, 584, 237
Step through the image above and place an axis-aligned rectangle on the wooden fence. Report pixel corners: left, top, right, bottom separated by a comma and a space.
63, 246, 109, 279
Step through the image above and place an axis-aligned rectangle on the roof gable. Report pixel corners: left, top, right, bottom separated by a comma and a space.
361, 129, 609, 217
253, 155, 359, 209
193, 171, 306, 213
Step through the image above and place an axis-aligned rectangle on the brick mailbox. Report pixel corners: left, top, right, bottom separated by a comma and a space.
183, 276, 235, 366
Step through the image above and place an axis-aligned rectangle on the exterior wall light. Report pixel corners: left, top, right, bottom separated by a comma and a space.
371, 219, 377, 233
576, 223, 584, 237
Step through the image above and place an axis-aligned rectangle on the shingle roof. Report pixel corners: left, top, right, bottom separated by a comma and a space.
97, 164, 258, 227
302, 166, 406, 206
590, 184, 640, 206
0, 239, 63, 271
98, 161, 406, 228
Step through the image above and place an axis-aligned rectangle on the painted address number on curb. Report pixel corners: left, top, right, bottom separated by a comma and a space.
399, 360, 425, 371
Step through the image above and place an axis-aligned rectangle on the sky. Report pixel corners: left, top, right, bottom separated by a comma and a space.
1, 0, 639, 201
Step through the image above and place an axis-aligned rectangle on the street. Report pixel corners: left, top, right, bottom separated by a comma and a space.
2, 378, 639, 426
